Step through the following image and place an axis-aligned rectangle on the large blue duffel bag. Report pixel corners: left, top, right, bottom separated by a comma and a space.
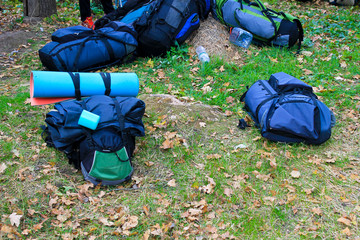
241, 72, 336, 145
39, 21, 138, 72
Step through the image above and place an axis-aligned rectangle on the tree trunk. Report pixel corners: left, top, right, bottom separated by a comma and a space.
24, 0, 57, 18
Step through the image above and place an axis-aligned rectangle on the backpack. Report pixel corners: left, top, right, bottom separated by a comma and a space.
213, 0, 303, 51
240, 72, 336, 145
329, 0, 359, 5
43, 95, 145, 185
39, 21, 137, 72
95, 0, 211, 57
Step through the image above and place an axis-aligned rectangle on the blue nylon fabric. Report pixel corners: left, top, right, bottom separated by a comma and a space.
176, 13, 200, 39
244, 80, 277, 120
243, 72, 334, 144
268, 72, 313, 92
120, 4, 152, 24
45, 95, 145, 149
51, 26, 93, 43
270, 100, 317, 139
39, 22, 138, 71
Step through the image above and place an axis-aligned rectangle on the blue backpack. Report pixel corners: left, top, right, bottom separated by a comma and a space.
240, 72, 335, 145
39, 21, 138, 72
43, 95, 145, 185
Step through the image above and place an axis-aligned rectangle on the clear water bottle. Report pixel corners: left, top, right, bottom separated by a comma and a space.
229, 27, 253, 49
196, 46, 210, 63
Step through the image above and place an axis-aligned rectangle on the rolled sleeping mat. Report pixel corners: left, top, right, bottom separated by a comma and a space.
30, 71, 139, 105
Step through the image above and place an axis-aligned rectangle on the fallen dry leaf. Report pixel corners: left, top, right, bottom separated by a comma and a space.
0, 163, 7, 173
199, 176, 216, 194
144, 87, 153, 93
167, 179, 177, 187
49, 197, 58, 207
224, 110, 233, 116
291, 170, 301, 178
199, 122, 206, 128
160, 138, 174, 150
342, 227, 352, 236
337, 217, 351, 226
304, 189, 313, 195
143, 206, 150, 216
145, 161, 154, 167
303, 69, 313, 75
311, 208, 322, 216
226, 96, 235, 103
256, 161, 262, 169
122, 216, 138, 230
99, 217, 114, 226
206, 154, 222, 159
224, 188, 233, 197
9, 213, 22, 227
269, 159, 277, 169
301, 51, 313, 56
143, 229, 151, 240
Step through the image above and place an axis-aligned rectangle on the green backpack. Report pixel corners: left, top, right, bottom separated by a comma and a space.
213, 0, 303, 51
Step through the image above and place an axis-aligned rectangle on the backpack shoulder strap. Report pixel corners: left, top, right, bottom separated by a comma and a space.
294, 18, 304, 54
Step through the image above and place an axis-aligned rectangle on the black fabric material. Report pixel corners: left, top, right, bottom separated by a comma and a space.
95, 0, 152, 29
100, 72, 112, 96
237, 119, 249, 129
277, 19, 299, 48
79, 0, 115, 21
68, 72, 81, 100
136, 0, 200, 57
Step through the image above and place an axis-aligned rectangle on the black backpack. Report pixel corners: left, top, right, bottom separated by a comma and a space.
136, 0, 208, 56
95, 0, 211, 57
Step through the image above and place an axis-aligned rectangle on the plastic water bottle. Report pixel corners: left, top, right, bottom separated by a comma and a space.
196, 46, 210, 63
229, 27, 253, 49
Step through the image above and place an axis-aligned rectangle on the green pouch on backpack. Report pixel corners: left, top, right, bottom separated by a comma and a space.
89, 147, 132, 181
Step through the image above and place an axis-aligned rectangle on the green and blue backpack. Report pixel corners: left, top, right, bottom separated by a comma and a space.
213, 0, 303, 50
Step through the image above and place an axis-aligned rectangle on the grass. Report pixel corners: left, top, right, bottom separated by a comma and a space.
0, 0, 359, 239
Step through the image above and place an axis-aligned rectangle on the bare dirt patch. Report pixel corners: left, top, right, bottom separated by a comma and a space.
187, 14, 246, 65
0, 31, 34, 54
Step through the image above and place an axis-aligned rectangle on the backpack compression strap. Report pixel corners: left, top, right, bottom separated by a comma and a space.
253, 0, 279, 43
112, 98, 125, 131
100, 72, 112, 96
68, 72, 82, 100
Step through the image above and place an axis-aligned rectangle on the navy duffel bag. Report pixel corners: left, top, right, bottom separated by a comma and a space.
241, 72, 336, 145
39, 21, 138, 72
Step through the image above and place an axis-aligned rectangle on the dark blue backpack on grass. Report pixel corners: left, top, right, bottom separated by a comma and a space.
43, 95, 145, 185
240, 72, 335, 145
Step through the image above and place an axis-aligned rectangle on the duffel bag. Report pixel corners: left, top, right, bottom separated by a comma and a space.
39, 21, 138, 72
